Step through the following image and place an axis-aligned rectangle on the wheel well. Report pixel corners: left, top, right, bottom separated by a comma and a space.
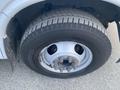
6, 0, 120, 53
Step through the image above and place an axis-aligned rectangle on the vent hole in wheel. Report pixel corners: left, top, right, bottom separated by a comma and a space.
47, 44, 57, 55
75, 44, 84, 55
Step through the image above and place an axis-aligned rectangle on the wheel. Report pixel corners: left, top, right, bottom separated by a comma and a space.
20, 9, 111, 78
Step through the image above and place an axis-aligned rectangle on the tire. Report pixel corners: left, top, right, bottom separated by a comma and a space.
20, 9, 111, 78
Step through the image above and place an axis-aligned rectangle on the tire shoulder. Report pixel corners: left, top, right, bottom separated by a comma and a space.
21, 9, 106, 44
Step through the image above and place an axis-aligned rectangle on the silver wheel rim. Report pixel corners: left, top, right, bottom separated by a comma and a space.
39, 41, 93, 73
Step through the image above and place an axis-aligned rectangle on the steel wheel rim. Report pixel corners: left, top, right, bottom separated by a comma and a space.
39, 41, 93, 73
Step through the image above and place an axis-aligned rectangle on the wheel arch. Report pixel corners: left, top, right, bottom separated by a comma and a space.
1, 0, 120, 57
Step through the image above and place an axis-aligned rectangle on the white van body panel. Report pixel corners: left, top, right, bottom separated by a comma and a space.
0, 0, 12, 12
0, 0, 119, 59
103, 0, 120, 6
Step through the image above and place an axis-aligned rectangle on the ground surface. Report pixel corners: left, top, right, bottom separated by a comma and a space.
0, 22, 120, 90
